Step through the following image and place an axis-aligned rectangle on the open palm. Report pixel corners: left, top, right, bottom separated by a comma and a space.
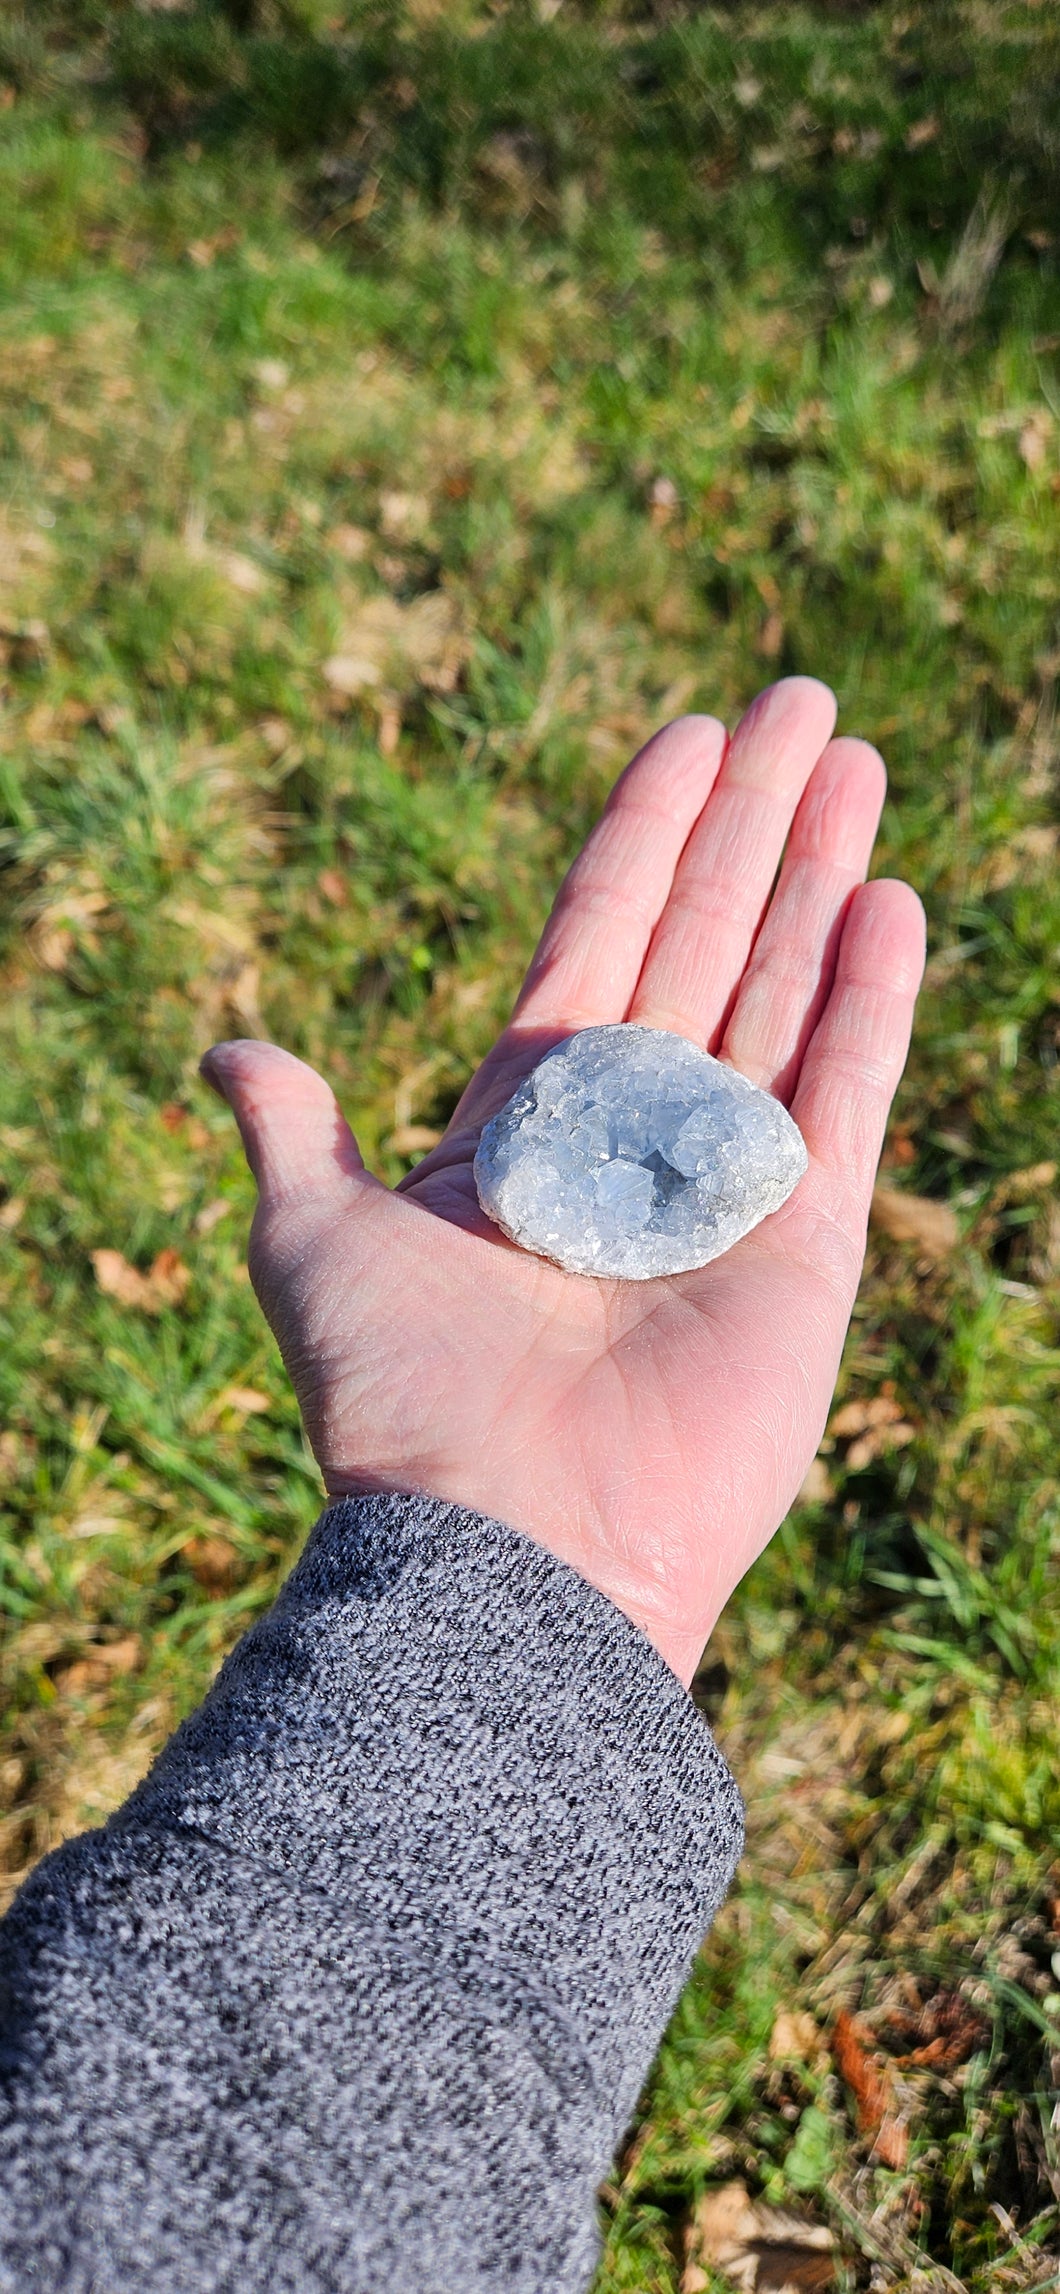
204, 679, 924, 1685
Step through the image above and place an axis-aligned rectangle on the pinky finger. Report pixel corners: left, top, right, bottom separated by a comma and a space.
789, 879, 926, 1198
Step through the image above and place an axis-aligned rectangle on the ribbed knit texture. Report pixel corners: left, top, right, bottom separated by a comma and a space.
0, 1493, 743, 2292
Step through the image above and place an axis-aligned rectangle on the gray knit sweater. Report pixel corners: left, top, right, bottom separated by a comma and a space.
0, 1493, 743, 2292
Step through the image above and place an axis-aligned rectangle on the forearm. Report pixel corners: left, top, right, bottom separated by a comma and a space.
0, 1494, 743, 2293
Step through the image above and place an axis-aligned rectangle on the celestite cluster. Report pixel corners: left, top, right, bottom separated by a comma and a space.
473, 1023, 808, 1280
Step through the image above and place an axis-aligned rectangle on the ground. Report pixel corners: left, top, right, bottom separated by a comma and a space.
0, 5, 1058, 2288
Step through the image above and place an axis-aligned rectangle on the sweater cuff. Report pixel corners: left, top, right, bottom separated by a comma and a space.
123, 1493, 744, 2121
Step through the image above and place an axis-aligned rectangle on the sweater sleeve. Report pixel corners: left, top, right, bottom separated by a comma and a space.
0, 1492, 743, 2294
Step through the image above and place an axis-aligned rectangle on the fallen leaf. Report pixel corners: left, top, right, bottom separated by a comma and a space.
649, 473, 679, 525
988, 1160, 1057, 1209
55, 1635, 142, 1696
92, 1247, 191, 1313
870, 2117, 907, 2169
193, 1198, 230, 1236
882, 1988, 991, 2071
797, 1457, 834, 1506
258, 715, 293, 755
846, 1423, 914, 1471
832, 2010, 908, 2167
871, 1183, 958, 1257
1019, 411, 1052, 471
378, 701, 402, 754
757, 610, 785, 658
34, 925, 72, 971
389, 1124, 442, 1155
0, 615, 49, 665
833, 2009, 888, 2124
378, 489, 431, 542
770, 2010, 824, 2065
159, 1105, 209, 1150
684, 2179, 834, 2293
223, 961, 263, 1035
327, 522, 372, 560
218, 1386, 270, 1415
828, 1391, 916, 1470
324, 591, 469, 705
324, 652, 381, 696
30, 886, 108, 974
215, 548, 266, 596
182, 1535, 240, 1590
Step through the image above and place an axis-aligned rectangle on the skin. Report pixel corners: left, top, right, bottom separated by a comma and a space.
203, 677, 925, 1687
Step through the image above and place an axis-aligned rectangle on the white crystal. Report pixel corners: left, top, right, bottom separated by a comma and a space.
473, 1023, 808, 1279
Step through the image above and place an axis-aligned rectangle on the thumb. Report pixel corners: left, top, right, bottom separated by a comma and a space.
200, 1038, 370, 1205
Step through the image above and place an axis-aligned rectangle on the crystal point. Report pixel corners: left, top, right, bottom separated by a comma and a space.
473, 1023, 807, 1279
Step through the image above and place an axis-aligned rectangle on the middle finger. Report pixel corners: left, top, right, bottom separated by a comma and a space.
627, 676, 837, 1048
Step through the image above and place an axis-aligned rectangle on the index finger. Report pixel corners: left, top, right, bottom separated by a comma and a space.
449, 713, 728, 1133
511, 712, 728, 1032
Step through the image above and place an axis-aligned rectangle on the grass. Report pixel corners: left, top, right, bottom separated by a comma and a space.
0, 2, 1058, 2286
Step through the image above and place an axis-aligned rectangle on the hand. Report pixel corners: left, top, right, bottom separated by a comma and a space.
203, 678, 924, 1686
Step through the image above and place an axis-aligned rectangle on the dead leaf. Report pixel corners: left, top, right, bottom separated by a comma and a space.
257, 714, 293, 755
649, 474, 679, 525
223, 961, 263, 1035
988, 1160, 1057, 1209
828, 1393, 915, 1466
871, 1184, 958, 1257
891, 1987, 991, 2070
218, 1386, 270, 1415
182, 1535, 240, 1590
684, 2179, 834, 2293
797, 1458, 834, 1506
55, 1635, 142, 1696
832, 2010, 908, 2166
30, 886, 109, 973
193, 1198, 230, 1236
322, 654, 377, 697
327, 522, 372, 561
846, 1423, 914, 1472
388, 1124, 442, 1156
757, 610, 785, 658
1019, 411, 1052, 471
323, 590, 469, 705
92, 1246, 191, 1313
317, 868, 346, 906
34, 925, 72, 971
378, 489, 431, 542
829, 1396, 903, 1438
214, 548, 266, 596
770, 2010, 824, 2066
158, 1104, 210, 1149
0, 614, 49, 666
833, 2009, 888, 2123
378, 701, 401, 754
